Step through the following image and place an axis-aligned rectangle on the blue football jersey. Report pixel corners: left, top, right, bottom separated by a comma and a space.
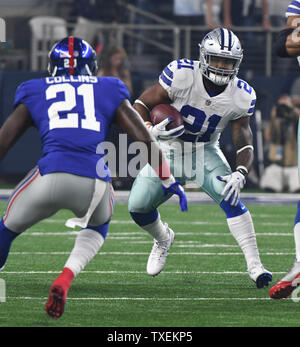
13, 75, 130, 181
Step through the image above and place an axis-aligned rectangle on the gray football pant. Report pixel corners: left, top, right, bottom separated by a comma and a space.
3, 167, 114, 234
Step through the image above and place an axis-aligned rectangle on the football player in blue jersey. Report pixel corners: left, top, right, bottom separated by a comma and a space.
128, 27, 272, 288
0, 37, 187, 318
270, 1, 300, 299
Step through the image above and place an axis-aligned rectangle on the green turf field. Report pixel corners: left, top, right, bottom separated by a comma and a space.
0, 201, 299, 327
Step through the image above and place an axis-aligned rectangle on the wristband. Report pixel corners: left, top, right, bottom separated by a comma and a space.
236, 166, 248, 177
236, 145, 254, 154
134, 99, 151, 113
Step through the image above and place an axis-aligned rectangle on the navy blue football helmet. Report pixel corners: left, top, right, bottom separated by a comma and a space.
48, 37, 98, 77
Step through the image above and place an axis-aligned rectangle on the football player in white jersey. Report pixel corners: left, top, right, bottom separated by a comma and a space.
128, 28, 272, 289
269, 0, 300, 299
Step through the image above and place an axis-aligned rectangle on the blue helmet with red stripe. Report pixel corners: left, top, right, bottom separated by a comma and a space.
199, 28, 243, 86
48, 36, 98, 77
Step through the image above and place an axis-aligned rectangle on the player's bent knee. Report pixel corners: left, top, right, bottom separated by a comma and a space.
87, 222, 109, 240
128, 190, 152, 213
130, 210, 159, 227
220, 199, 248, 218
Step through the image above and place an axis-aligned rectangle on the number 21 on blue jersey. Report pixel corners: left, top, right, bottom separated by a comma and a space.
46, 83, 100, 132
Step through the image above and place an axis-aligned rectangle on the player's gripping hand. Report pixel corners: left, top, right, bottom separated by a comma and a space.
162, 180, 188, 212
217, 171, 246, 206
146, 117, 185, 140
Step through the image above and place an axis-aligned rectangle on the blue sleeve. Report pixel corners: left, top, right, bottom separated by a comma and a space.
116, 79, 130, 101
13, 82, 28, 109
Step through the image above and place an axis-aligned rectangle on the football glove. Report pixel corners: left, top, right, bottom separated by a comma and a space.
217, 171, 246, 206
146, 117, 185, 140
162, 181, 188, 212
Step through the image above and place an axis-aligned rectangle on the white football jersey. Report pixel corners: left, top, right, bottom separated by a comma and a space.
159, 59, 256, 146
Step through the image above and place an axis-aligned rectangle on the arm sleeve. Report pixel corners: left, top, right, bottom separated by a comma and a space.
232, 83, 257, 120
117, 78, 130, 101
13, 83, 28, 109
158, 59, 194, 102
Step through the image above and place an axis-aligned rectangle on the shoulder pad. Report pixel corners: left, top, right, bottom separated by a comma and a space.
159, 59, 195, 92
286, 1, 300, 17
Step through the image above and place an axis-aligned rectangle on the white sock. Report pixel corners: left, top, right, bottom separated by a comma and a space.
64, 229, 104, 277
141, 214, 169, 242
294, 223, 300, 262
227, 211, 261, 270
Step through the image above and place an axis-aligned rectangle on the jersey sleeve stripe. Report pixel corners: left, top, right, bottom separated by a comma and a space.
163, 66, 174, 79
247, 107, 255, 114
247, 99, 256, 114
291, 0, 300, 7
286, 6, 300, 16
159, 73, 172, 87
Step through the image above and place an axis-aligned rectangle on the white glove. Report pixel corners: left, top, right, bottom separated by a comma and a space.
217, 171, 246, 206
146, 117, 184, 140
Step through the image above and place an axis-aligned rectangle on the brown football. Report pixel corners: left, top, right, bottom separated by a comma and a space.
150, 104, 183, 130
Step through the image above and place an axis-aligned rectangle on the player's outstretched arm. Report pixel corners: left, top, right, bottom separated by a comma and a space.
217, 117, 253, 206
0, 104, 33, 161
115, 99, 187, 211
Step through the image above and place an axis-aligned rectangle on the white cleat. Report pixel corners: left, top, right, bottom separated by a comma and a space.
147, 225, 175, 276
248, 263, 272, 288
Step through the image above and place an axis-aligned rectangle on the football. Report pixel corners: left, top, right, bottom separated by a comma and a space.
150, 104, 184, 130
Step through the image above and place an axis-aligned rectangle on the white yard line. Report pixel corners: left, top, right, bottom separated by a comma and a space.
0, 270, 286, 275
8, 251, 295, 255
5, 296, 279, 301
40, 219, 292, 227
21, 231, 293, 237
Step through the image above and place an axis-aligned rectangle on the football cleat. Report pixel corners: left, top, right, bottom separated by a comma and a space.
45, 267, 74, 318
269, 261, 300, 299
45, 284, 67, 319
147, 224, 175, 276
248, 264, 272, 288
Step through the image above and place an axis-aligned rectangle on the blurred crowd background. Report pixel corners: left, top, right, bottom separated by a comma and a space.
0, 0, 299, 193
